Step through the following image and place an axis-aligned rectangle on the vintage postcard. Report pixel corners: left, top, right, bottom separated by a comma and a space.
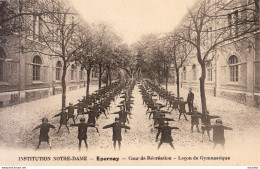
0, 0, 259, 167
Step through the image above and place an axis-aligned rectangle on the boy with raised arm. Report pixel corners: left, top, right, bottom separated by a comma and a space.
103, 118, 130, 150
32, 117, 55, 149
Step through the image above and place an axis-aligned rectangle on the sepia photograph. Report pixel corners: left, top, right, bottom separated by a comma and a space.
0, 0, 259, 167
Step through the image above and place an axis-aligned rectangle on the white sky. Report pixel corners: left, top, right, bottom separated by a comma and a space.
69, 0, 195, 45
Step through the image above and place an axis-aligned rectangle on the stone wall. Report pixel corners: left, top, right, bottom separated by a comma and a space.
25, 89, 50, 102
254, 95, 260, 108
68, 85, 78, 91
218, 90, 247, 105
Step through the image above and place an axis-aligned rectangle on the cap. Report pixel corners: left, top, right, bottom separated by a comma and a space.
80, 117, 86, 122
216, 119, 223, 124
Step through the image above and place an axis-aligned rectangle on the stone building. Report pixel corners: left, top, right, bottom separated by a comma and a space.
0, 33, 88, 108
180, 0, 260, 107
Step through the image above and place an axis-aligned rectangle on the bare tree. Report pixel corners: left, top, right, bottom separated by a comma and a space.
175, 0, 259, 113
164, 35, 194, 98
22, 0, 80, 109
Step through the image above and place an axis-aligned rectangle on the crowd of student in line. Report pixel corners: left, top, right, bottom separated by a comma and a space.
32, 80, 135, 150
139, 80, 233, 150
32, 79, 233, 151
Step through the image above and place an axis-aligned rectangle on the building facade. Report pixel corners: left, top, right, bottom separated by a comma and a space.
0, 33, 90, 108
180, 0, 260, 107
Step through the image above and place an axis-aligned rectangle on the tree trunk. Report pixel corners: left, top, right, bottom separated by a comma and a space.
106, 68, 109, 86
199, 63, 207, 114
61, 62, 67, 109
176, 69, 180, 100
165, 75, 168, 91
109, 67, 112, 85
98, 64, 102, 90
86, 68, 91, 96
165, 66, 169, 91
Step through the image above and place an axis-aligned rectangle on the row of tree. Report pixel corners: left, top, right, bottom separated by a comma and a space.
0, 0, 136, 109
131, 0, 259, 113
0, 0, 259, 112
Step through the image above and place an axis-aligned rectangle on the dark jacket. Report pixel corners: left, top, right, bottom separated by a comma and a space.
33, 123, 55, 141
209, 125, 233, 144
71, 123, 89, 140
187, 92, 194, 103
156, 126, 179, 143
54, 112, 68, 125
178, 101, 187, 113
103, 122, 130, 141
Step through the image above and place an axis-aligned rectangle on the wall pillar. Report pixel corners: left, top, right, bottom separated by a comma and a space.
246, 40, 255, 107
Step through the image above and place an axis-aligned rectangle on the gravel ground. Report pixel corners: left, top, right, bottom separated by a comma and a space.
0, 84, 259, 161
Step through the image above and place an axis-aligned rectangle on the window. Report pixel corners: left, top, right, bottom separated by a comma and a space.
33, 15, 36, 40
206, 62, 213, 81
229, 55, 239, 82
32, 55, 42, 81
192, 64, 197, 81
0, 47, 6, 81
228, 14, 232, 36
38, 16, 43, 42
71, 64, 76, 81
56, 61, 62, 81
80, 67, 84, 80
227, 10, 239, 37
183, 67, 186, 81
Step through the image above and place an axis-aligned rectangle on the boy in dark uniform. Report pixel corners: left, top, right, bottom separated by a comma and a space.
154, 114, 174, 142
178, 97, 188, 121
53, 108, 70, 133
83, 110, 99, 133
32, 117, 55, 149
156, 122, 179, 150
103, 118, 130, 150
75, 100, 84, 119
208, 119, 233, 149
70, 117, 92, 150
200, 110, 220, 142
187, 107, 200, 133
187, 88, 194, 113
66, 103, 76, 124
112, 106, 131, 132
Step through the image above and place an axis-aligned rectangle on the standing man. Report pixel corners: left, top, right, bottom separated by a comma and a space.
187, 88, 194, 113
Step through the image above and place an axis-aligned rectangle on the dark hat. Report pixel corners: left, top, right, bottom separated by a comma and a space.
115, 117, 119, 121
80, 117, 86, 122
216, 119, 223, 124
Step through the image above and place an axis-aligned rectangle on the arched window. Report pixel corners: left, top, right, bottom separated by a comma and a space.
192, 64, 197, 81
0, 47, 6, 81
229, 55, 239, 82
32, 55, 42, 81
56, 61, 62, 81
71, 64, 76, 81
183, 67, 186, 81
206, 62, 213, 81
